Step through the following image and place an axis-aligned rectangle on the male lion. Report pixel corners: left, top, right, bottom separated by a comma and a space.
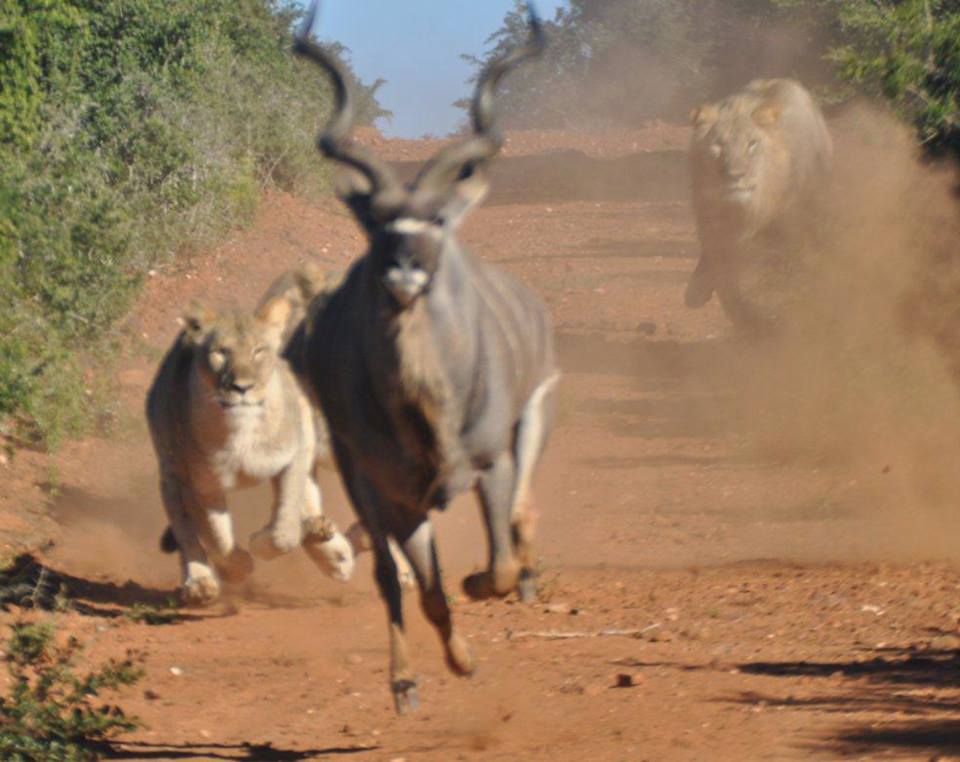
146, 290, 354, 606
685, 78, 833, 329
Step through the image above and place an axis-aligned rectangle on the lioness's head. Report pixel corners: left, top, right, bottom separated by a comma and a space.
181, 298, 291, 412
691, 90, 786, 209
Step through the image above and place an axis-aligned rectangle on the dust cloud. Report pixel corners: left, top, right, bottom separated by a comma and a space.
728, 102, 960, 557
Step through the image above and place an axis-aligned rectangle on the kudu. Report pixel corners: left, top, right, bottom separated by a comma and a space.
291, 2, 558, 712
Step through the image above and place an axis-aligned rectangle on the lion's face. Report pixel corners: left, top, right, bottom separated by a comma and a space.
182, 298, 291, 413
691, 96, 785, 210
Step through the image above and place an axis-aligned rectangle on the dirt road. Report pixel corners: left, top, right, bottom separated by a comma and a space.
5, 127, 960, 761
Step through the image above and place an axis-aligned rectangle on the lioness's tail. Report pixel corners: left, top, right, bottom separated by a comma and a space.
160, 527, 179, 554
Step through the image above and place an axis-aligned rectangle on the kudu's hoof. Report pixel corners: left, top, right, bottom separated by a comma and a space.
445, 633, 475, 677
517, 569, 538, 603
462, 571, 497, 600
391, 678, 420, 715
462, 570, 517, 601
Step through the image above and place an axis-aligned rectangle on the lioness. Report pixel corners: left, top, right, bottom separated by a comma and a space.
146, 292, 354, 606
685, 78, 832, 329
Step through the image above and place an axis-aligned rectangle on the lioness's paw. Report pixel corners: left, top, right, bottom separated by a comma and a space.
302, 515, 335, 544
217, 548, 254, 584
249, 524, 299, 560
181, 575, 220, 607
305, 532, 355, 581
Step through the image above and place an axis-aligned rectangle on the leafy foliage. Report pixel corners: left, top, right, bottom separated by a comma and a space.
0, 0, 387, 446
0, 621, 144, 761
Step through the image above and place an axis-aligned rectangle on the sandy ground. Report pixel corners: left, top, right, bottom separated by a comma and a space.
2, 126, 960, 760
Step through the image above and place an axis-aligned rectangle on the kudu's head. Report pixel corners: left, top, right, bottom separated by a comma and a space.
294, 2, 544, 310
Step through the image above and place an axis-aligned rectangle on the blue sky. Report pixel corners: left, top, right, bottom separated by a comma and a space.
298, 1, 568, 138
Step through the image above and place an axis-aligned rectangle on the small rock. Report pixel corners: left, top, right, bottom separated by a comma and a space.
199, 729, 211, 739
615, 672, 642, 688
169, 666, 183, 676
143, 689, 160, 701
545, 602, 572, 615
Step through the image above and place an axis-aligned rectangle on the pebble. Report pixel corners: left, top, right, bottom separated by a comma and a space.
169, 666, 183, 676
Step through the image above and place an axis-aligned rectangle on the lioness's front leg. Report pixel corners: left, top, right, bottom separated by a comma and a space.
300, 472, 355, 581
160, 476, 215, 605
249, 462, 307, 560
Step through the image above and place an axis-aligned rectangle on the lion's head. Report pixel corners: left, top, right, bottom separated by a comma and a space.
690, 83, 791, 220
181, 297, 292, 412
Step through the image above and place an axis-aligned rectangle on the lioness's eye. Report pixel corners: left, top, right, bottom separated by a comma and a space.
209, 349, 227, 367
253, 346, 267, 359
747, 138, 759, 152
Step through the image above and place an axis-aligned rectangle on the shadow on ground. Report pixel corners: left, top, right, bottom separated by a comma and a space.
0, 554, 183, 618
101, 740, 376, 760
732, 641, 960, 757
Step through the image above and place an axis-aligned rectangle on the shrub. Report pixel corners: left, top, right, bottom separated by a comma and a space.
0, 621, 144, 761
0, 0, 388, 446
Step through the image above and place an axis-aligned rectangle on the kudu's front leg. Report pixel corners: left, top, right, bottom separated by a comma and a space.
398, 519, 474, 678
344, 475, 418, 713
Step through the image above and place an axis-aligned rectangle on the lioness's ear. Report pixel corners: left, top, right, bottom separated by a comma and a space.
180, 302, 215, 346
691, 104, 719, 128
292, 261, 327, 303
753, 102, 781, 128
256, 296, 292, 347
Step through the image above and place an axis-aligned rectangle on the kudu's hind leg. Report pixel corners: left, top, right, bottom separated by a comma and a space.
400, 520, 474, 677
464, 452, 521, 600
510, 374, 558, 602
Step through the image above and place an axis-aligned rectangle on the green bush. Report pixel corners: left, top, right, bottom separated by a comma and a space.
0, 621, 144, 761
0, 0, 388, 446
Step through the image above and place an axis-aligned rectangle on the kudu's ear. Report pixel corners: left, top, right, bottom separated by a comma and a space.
180, 302, 215, 346
436, 162, 491, 230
